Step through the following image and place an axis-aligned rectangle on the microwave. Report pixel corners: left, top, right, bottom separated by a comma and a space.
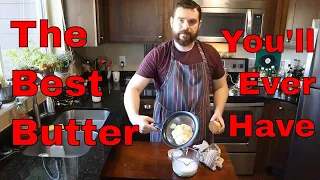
194, 0, 266, 43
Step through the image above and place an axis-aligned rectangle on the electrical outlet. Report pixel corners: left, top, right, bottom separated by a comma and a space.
119, 56, 126, 66
284, 59, 292, 68
248, 58, 255, 68
285, 59, 291, 66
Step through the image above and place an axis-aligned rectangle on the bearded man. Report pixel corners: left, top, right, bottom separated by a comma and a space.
124, 0, 228, 144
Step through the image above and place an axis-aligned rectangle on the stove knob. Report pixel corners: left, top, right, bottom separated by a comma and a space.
232, 64, 236, 68
238, 64, 244, 68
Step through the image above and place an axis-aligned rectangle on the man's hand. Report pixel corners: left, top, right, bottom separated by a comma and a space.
211, 74, 228, 134
133, 115, 159, 134
210, 112, 225, 134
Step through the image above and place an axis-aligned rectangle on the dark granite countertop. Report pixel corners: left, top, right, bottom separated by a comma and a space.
226, 86, 300, 104
0, 78, 299, 180
119, 71, 299, 105
139, 86, 299, 105
0, 83, 127, 180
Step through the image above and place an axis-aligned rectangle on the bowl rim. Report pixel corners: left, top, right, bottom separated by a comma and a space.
168, 149, 183, 159
172, 147, 200, 165
162, 111, 200, 149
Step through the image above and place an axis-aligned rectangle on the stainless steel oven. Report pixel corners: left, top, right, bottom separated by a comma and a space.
210, 102, 264, 175
194, 0, 266, 42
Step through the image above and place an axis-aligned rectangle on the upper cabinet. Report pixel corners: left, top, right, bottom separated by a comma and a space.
262, 0, 320, 48
62, 0, 320, 45
107, 0, 173, 43
63, 0, 106, 47
284, 0, 320, 48
262, 0, 289, 41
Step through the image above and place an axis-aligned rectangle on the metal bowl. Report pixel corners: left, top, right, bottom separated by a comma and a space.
154, 111, 200, 149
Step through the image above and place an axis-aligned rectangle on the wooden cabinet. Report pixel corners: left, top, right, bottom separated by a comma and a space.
262, 0, 320, 48
136, 98, 155, 141
96, 0, 106, 45
121, 98, 155, 142
107, 0, 173, 43
64, 0, 176, 44
134, 98, 155, 141
63, 0, 106, 47
254, 99, 297, 178
139, 98, 155, 117
284, 0, 320, 48
262, 0, 290, 41
266, 101, 297, 177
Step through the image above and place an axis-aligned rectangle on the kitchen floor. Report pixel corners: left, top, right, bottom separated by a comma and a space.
238, 173, 282, 180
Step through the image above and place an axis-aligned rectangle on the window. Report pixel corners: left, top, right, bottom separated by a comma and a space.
0, 0, 46, 79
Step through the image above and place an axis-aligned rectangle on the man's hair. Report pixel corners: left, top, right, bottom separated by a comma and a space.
172, 0, 202, 21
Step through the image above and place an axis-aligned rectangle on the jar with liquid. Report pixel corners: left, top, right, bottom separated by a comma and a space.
16, 100, 32, 119
16, 99, 33, 130
92, 87, 102, 103
171, 148, 199, 177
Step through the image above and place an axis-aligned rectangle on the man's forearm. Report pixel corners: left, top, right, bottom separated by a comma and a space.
124, 88, 141, 125
213, 86, 228, 115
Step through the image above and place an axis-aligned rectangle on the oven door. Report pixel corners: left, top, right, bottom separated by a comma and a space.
210, 103, 264, 152
197, 8, 252, 43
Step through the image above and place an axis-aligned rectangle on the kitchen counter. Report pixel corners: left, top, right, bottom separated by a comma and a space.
226, 86, 300, 104
0, 77, 299, 179
101, 141, 238, 180
120, 71, 300, 104
139, 85, 300, 105
0, 84, 127, 180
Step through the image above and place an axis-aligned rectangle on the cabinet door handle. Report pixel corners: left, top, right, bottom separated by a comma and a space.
275, 106, 283, 119
158, 36, 162, 39
100, 37, 104, 39
144, 104, 152, 110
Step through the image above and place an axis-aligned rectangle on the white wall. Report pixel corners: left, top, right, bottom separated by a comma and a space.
76, 42, 308, 73
209, 43, 308, 67
75, 43, 145, 72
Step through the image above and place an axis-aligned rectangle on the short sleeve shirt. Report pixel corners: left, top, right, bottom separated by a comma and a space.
136, 40, 225, 91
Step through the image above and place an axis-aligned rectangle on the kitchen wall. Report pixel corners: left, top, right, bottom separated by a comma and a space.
75, 42, 308, 73
209, 43, 308, 70
75, 43, 145, 72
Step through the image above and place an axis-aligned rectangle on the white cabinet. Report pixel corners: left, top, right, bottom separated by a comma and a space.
63, 0, 106, 47
284, 0, 320, 49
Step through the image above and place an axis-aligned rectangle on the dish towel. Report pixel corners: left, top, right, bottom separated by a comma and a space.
192, 140, 224, 171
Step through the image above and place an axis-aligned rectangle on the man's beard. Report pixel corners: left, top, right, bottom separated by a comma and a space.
173, 29, 199, 46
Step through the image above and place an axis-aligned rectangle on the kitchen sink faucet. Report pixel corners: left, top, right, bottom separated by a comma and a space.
32, 94, 56, 129
32, 73, 56, 128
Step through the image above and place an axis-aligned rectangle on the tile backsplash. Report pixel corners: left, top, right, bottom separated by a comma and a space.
75, 42, 308, 72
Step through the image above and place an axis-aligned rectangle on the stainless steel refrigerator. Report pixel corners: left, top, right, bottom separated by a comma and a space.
285, 19, 320, 180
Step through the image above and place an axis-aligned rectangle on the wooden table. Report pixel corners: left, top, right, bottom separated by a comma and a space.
100, 141, 238, 180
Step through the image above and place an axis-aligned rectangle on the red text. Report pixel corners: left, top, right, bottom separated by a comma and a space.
239, 72, 316, 95
221, 29, 315, 53
12, 70, 102, 97
13, 120, 140, 146
10, 19, 87, 47
230, 115, 315, 137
